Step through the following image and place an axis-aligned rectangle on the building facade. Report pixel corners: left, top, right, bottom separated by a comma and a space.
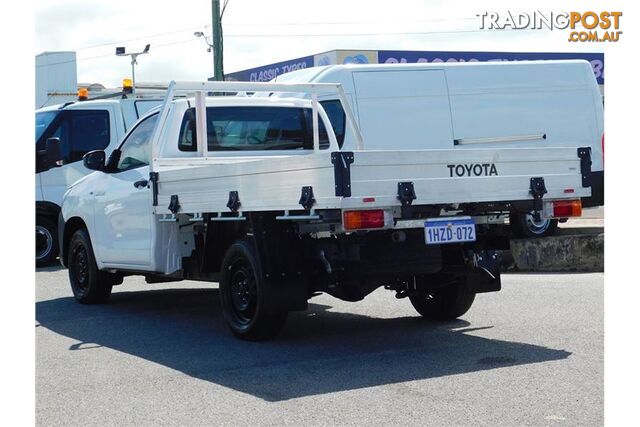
36, 51, 78, 108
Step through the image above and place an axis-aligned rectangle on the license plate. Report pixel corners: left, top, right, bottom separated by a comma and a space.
425, 217, 476, 245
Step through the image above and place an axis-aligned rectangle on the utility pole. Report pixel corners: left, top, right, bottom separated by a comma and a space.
211, 0, 224, 81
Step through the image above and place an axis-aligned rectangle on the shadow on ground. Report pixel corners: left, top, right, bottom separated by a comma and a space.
36, 288, 570, 401
36, 264, 65, 273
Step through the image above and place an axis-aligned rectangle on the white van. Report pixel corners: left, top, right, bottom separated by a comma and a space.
274, 60, 604, 236
36, 95, 163, 266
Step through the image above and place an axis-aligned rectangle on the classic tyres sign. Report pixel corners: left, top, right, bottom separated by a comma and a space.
227, 50, 605, 85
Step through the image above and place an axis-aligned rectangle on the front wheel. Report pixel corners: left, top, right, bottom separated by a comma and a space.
68, 229, 114, 304
510, 211, 558, 238
36, 216, 58, 267
409, 279, 476, 321
219, 239, 287, 341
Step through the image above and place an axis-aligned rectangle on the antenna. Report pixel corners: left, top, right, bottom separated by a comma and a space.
115, 44, 151, 96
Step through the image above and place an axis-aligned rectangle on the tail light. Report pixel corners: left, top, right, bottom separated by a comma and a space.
343, 209, 386, 230
601, 134, 604, 165
544, 199, 582, 218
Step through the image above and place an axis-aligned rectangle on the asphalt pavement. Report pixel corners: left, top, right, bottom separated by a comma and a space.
36, 267, 603, 426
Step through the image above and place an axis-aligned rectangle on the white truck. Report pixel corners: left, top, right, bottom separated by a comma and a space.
36, 91, 163, 266
58, 61, 603, 340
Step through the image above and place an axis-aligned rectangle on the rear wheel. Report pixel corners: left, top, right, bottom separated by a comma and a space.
36, 216, 58, 267
510, 211, 558, 238
68, 229, 114, 304
409, 278, 476, 320
220, 239, 287, 341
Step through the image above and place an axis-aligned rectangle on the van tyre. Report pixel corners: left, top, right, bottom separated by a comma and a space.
409, 278, 476, 320
36, 216, 58, 267
220, 239, 288, 341
510, 211, 558, 238
68, 229, 114, 304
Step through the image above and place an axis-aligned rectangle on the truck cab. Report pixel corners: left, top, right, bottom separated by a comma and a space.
35, 94, 163, 266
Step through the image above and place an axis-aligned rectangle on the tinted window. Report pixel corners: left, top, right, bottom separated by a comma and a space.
40, 115, 70, 161
117, 114, 158, 171
302, 109, 331, 150
68, 110, 110, 162
320, 100, 346, 148
35, 111, 58, 142
37, 109, 111, 164
179, 106, 313, 152
51, 119, 70, 157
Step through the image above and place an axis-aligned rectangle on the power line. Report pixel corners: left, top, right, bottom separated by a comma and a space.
221, 28, 518, 38
53, 17, 481, 52
221, 0, 230, 18
222, 17, 478, 26
37, 27, 535, 69
36, 38, 203, 68
73, 24, 210, 51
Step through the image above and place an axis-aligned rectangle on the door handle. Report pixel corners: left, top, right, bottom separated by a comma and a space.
134, 179, 149, 189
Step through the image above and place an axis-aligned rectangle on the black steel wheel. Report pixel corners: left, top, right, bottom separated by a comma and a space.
36, 216, 59, 267
68, 229, 113, 304
228, 259, 258, 326
409, 278, 476, 321
220, 239, 287, 341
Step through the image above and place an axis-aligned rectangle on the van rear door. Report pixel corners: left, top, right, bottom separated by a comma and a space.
445, 61, 602, 170
352, 70, 453, 150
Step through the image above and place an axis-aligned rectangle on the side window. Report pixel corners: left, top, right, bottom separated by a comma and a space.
178, 107, 309, 152
303, 109, 331, 150
68, 110, 110, 162
50, 117, 70, 160
116, 114, 159, 171
320, 100, 346, 148
178, 109, 196, 152
35, 111, 59, 142
37, 115, 71, 161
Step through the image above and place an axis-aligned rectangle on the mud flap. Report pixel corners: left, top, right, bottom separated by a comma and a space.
262, 278, 309, 314
470, 250, 502, 293
247, 213, 309, 313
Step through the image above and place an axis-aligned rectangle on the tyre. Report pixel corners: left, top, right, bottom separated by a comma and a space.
67, 229, 113, 304
219, 239, 288, 341
36, 216, 59, 267
510, 211, 558, 238
409, 278, 476, 321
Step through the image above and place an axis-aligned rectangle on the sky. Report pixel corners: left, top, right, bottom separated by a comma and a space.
35, 0, 606, 87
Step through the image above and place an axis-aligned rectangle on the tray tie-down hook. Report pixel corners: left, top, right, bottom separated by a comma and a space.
227, 191, 241, 212
397, 182, 417, 219
168, 195, 180, 214
298, 186, 315, 210
529, 177, 547, 221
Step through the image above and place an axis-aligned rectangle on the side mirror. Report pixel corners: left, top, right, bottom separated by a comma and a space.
44, 137, 64, 168
83, 150, 106, 171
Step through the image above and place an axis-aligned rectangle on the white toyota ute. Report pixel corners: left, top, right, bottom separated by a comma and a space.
58, 62, 602, 340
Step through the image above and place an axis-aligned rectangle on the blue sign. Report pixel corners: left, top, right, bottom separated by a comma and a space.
378, 50, 605, 84
226, 55, 314, 82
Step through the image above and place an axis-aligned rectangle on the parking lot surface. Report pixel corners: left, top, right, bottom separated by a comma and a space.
36, 268, 603, 426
